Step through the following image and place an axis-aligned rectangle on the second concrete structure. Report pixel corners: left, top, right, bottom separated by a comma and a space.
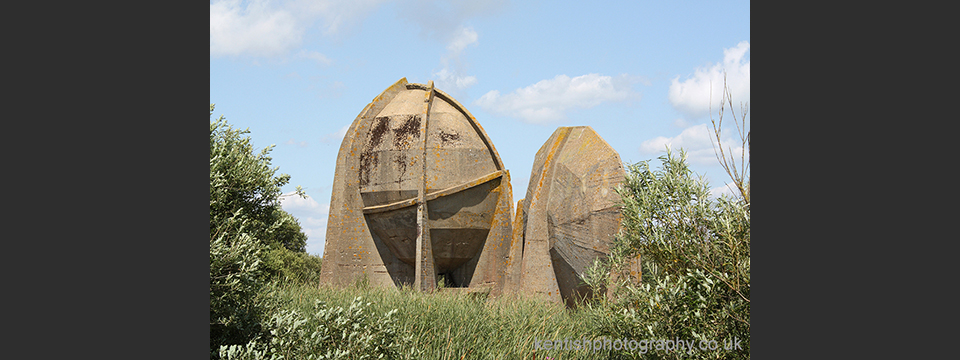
502, 126, 625, 307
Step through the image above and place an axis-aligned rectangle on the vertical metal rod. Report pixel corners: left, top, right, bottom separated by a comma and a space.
414, 81, 436, 292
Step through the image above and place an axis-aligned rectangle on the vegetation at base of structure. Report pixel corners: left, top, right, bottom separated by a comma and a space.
582, 77, 750, 358
583, 148, 750, 359
219, 292, 409, 360
211, 104, 315, 358
262, 247, 324, 285
223, 281, 617, 360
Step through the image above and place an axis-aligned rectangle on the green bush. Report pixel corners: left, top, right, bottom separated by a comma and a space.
210, 104, 309, 358
210, 216, 270, 358
261, 209, 308, 253
585, 149, 750, 359
262, 247, 324, 285
219, 296, 413, 360
210, 105, 292, 243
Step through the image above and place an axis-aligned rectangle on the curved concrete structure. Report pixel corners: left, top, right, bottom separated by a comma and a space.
319, 78, 514, 293
503, 126, 625, 307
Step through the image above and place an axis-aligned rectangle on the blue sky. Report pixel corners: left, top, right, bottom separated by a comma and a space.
210, 0, 750, 256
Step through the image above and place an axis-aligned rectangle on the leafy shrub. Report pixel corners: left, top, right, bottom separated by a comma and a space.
210, 105, 292, 243
585, 149, 750, 359
210, 104, 309, 358
219, 296, 413, 360
210, 216, 270, 358
262, 247, 324, 285
261, 209, 309, 252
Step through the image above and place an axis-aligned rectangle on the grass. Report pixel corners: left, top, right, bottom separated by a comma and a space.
262, 280, 616, 359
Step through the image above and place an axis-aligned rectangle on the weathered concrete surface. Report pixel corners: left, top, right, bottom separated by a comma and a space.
503, 126, 625, 307
319, 78, 514, 294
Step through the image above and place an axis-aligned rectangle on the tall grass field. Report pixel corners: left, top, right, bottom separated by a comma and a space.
256, 280, 609, 359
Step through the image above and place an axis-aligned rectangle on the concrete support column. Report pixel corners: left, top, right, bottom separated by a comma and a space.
414, 81, 437, 292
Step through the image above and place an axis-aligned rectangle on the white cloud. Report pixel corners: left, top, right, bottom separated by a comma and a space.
396, 1, 505, 93
397, 0, 506, 43
321, 124, 351, 143
668, 41, 750, 120
446, 26, 478, 54
290, 0, 391, 37
210, 0, 304, 57
639, 123, 747, 166
475, 74, 640, 124
280, 192, 330, 256
710, 183, 739, 199
211, 0, 498, 86
211, 0, 391, 58
284, 138, 309, 147
280, 191, 327, 215
672, 117, 691, 128
640, 124, 712, 153
432, 26, 480, 92
298, 50, 333, 66
434, 68, 478, 90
